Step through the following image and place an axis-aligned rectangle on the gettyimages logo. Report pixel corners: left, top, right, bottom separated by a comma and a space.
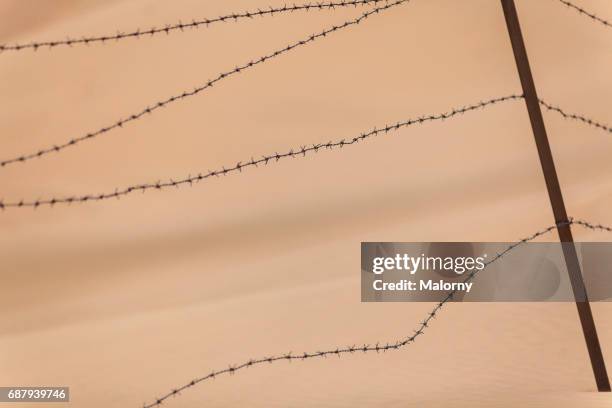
371, 253, 487, 275
364, 243, 486, 300
361, 242, 612, 302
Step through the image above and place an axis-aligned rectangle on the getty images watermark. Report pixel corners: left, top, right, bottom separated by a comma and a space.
371, 252, 487, 293
361, 242, 612, 302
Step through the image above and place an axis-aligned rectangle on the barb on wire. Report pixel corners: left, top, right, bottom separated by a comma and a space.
555, 0, 612, 29
539, 99, 612, 134
571, 218, 612, 234
0, 0, 409, 169
141, 218, 612, 408
0, 95, 523, 210
0, 0, 389, 53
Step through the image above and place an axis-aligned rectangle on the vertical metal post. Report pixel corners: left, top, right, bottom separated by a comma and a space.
500, 0, 610, 392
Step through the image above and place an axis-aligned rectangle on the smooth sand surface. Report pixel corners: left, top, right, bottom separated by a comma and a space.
1, 0, 611, 406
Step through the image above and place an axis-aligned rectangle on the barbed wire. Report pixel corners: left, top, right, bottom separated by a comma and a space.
0, 0, 607, 51
4, 95, 612, 210
0, 95, 523, 210
556, 0, 612, 29
539, 99, 612, 134
140, 218, 611, 408
0, 0, 409, 169
0, 0, 391, 53
572, 218, 612, 233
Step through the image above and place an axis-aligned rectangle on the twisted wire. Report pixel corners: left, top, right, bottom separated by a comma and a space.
539, 99, 612, 134
555, 0, 612, 29
0, 0, 389, 53
141, 218, 611, 408
0, 95, 523, 210
0, 0, 409, 168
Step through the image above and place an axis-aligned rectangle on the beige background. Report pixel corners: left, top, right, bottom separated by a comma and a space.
1, 0, 611, 406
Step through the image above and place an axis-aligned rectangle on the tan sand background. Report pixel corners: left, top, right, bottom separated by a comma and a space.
1, 0, 611, 406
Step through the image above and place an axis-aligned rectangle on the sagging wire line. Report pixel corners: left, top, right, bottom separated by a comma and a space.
140, 217, 612, 408
0, 0, 391, 53
4, 95, 612, 210
0, 95, 523, 209
539, 99, 612, 134
0, 0, 410, 169
556, 0, 612, 30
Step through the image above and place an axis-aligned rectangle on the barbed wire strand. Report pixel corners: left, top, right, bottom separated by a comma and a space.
0, 0, 390, 53
539, 99, 612, 134
0, 0, 409, 168
3, 94, 612, 210
0, 95, 524, 210
1, 0, 608, 53
556, 0, 612, 29
140, 218, 611, 408
572, 218, 612, 233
